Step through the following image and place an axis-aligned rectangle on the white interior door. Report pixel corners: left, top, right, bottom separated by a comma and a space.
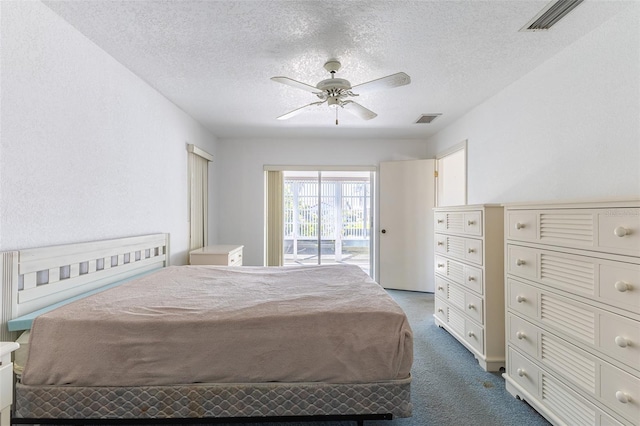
379, 159, 435, 292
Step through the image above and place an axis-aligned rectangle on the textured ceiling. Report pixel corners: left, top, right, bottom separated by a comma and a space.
43, 0, 630, 140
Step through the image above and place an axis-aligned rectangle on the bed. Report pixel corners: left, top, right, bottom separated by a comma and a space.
0, 234, 413, 425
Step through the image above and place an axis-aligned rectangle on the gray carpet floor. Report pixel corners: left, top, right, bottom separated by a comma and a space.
212, 290, 551, 426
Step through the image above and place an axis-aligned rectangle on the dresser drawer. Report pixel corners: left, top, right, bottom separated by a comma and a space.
463, 211, 483, 236
508, 347, 631, 426
465, 320, 484, 354
507, 211, 538, 241
510, 313, 602, 397
442, 280, 485, 325
434, 210, 483, 237
507, 208, 640, 257
599, 314, 640, 372
598, 209, 640, 256
435, 276, 448, 298
599, 262, 640, 313
434, 297, 448, 324
508, 313, 539, 359
600, 363, 640, 424
509, 278, 640, 372
509, 244, 640, 314
508, 279, 539, 320
465, 291, 484, 324
435, 255, 484, 295
435, 234, 483, 265
507, 245, 538, 281
509, 347, 540, 397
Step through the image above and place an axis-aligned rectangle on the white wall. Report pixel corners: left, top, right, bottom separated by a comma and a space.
213, 138, 429, 266
0, 1, 217, 264
426, 6, 640, 204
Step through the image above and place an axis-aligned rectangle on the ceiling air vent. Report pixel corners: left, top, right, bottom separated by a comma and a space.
415, 114, 441, 124
521, 0, 584, 31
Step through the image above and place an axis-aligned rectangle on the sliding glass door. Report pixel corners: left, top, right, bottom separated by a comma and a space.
283, 170, 373, 275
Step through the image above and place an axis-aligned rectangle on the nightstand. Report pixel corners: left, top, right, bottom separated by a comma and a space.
189, 245, 243, 266
1, 341, 19, 426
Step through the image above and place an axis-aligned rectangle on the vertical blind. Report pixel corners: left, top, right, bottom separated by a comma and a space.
265, 170, 284, 266
188, 145, 213, 252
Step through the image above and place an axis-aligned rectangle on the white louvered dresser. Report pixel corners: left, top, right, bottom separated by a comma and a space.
433, 204, 505, 371
504, 199, 640, 426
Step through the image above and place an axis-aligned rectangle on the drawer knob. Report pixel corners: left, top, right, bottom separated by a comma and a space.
614, 226, 630, 237
615, 391, 631, 404
438, 263, 445, 268
615, 336, 631, 348
468, 276, 476, 282
437, 308, 443, 313
516, 331, 526, 340
515, 222, 525, 230
614, 281, 631, 292
468, 303, 475, 310
467, 331, 475, 338
437, 286, 444, 291
516, 368, 526, 377
468, 248, 475, 253
437, 241, 444, 246
516, 259, 526, 266
437, 219, 444, 224
468, 220, 475, 226
516, 295, 526, 303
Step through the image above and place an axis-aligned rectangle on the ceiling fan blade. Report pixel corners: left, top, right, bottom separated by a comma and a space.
277, 101, 325, 120
342, 100, 377, 120
271, 76, 319, 93
351, 72, 411, 94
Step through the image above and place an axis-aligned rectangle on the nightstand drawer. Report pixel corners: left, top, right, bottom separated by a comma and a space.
190, 245, 243, 265
0, 363, 12, 412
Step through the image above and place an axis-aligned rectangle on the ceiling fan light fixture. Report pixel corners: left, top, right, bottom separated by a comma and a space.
271, 59, 410, 123
328, 97, 341, 108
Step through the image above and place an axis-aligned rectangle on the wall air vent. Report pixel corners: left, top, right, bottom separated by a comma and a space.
415, 114, 441, 124
521, 0, 584, 31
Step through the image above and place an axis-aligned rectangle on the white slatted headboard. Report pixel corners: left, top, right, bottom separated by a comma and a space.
0, 233, 169, 341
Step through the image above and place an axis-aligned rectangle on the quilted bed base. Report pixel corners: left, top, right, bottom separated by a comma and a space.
14, 378, 412, 420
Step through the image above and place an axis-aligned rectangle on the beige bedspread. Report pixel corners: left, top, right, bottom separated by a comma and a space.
22, 264, 413, 386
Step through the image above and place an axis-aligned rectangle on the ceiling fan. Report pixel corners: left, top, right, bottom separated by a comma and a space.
271, 60, 411, 124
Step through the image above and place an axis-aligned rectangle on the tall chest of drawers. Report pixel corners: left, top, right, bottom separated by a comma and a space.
504, 199, 640, 426
433, 205, 505, 371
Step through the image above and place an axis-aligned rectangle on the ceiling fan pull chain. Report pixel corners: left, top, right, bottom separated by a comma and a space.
336, 107, 339, 126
